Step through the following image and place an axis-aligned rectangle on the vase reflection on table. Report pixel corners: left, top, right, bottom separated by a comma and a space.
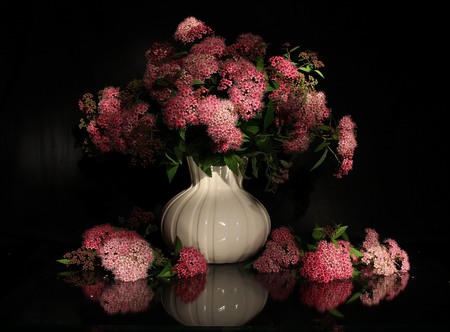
160, 156, 271, 264
161, 264, 268, 326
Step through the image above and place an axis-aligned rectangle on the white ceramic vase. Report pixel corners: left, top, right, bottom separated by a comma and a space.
160, 156, 271, 264
161, 264, 268, 326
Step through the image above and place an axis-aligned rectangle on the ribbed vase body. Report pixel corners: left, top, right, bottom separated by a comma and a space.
160, 157, 271, 264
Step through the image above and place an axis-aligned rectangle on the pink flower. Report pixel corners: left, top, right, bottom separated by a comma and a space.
335, 115, 357, 178
360, 228, 410, 276
174, 17, 213, 44
82, 224, 115, 250
173, 247, 208, 278
300, 240, 354, 283
97, 230, 155, 282
252, 226, 300, 273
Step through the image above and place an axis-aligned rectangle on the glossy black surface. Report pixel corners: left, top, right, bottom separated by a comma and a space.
2, 239, 449, 331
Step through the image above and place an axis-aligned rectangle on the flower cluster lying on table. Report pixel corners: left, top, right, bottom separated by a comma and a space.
78, 16, 358, 193
58, 207, 410, 285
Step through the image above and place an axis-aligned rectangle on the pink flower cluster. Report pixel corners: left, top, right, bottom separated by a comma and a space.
173, 247, 208, 278
360, 228, 410, 276
335, 115, 357, 178
300, 240, 354, 283
142, 16, 344, 156
79, 16, 358, 192
252, 226, 300, 273
82, 224, 155, 282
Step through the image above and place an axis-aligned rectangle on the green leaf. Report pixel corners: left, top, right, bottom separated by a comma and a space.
312, 226, 324, 240
314, 139, 329, 152
224, 154, 240, 175
314, 69, 325, 79
157, 264, 174, 278
174, 236, 183, 255
256, 136, 273, 153
350, 246, 364, 258
346, 291, 362, 304
264, 102, 275, 130
244, 125, 260, 135
331, 238, 340, 249
332, 225, 348, 240
166, 164, 179, 183
310, 148, 328, 171
56, 259, 71, 265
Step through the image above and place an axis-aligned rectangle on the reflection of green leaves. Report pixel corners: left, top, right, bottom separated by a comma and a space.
328, 308, 345, 318
347, 291, 362, 304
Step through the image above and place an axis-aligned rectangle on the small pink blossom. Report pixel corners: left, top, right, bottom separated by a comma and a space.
174, 17, 213, 44
335, 115, 357, 178
82, 224, 115, 251
252, 227, 300, 273
173, 247, 208, 278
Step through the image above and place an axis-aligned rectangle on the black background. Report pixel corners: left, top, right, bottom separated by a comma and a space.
1, 1, 448, 253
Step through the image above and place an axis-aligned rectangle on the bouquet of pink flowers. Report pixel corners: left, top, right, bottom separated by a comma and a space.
78, 16, 357, 192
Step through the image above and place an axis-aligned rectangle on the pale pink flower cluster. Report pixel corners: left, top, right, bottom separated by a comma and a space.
252, 226, 300, 273
300, 240, 354, 283
299, 279, 353, 312
360, 228, 410, 276
173, 247, 208, 278
82, 224, 155, 282
335, 115, 357, 178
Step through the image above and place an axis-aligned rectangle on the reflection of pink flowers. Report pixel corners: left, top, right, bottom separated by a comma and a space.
97, 229, 155, 282
360, 272, 410, 306
83, 281, 106, 302
99, 279, 154, 315
300, 240, 354, 283
173, 274, 207, 302
254, 270, 297, 301
173, 247, 208, 278
252, 226, 300, 273
299, 279, 353, 312
360, 228, 410, 276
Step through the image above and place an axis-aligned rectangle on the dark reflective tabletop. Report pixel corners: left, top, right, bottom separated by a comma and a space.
2, 239, 449, 331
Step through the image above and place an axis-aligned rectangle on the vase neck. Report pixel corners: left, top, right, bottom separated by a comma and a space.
186, 156, 243, 188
